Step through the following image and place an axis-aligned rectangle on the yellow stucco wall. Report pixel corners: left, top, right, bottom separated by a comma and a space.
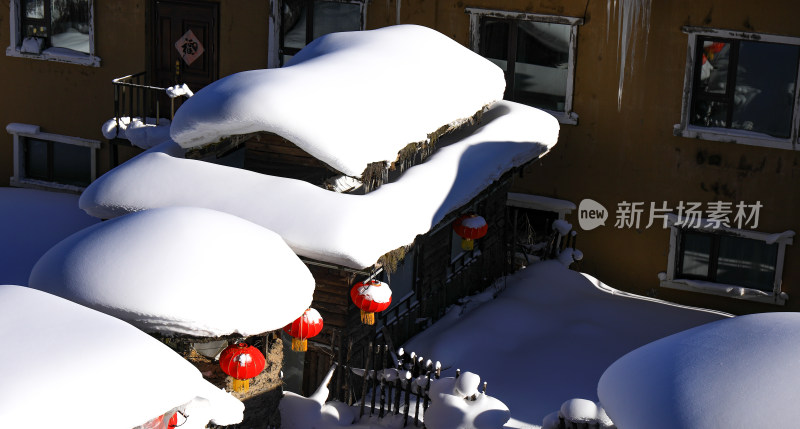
2, 0, 798, 313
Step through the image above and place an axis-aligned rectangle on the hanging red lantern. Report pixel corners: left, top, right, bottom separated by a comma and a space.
283, 308, 324, 352
351, 279, 392, 325
453, 214, 488, 251
219, 342, 266, 393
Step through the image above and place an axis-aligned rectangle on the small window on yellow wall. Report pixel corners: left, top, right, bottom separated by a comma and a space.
7, 0, 100, 66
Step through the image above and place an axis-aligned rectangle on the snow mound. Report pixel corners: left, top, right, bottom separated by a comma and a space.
28, 206, 315, 336
0, 188, 99, 285
404, 261, 730, 424
425, 375, 510, 429
170, 24, 505, 177
0, 285, 243, 428
598, 313, 800, 428
102, 116, 172, 149
80, 100, 557, 269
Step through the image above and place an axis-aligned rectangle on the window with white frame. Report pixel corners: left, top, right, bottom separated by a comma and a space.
276, 0, 366, 66
662, 216, 793, 305
467, 8, 582, 124
7, 0, 99, 66
675, 27, 800, 150
7, 123, 99, 192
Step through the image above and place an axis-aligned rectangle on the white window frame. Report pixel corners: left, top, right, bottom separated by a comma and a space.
661, 214, 794, 305
6, 0, 100, 67
466, 8, 582, 125
7, 122, 100, 192
267, 0, 368, 69
674, 26, 800, 150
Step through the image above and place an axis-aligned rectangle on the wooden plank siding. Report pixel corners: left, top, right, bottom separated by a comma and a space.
244, 132, 339, 185
297, 168, 521, 396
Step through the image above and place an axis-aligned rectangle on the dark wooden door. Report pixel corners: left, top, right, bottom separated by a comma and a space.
152, 0, 219, 92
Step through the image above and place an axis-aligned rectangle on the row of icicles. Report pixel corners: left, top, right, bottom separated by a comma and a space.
217, 213, 489, 393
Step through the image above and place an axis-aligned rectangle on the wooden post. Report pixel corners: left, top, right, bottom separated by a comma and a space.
344, 339, 354, 405
370, 345, 380, 415
394, 360, 403, 414
403, 371, 412, 426
414, 382, 423, 426
359, 342, 373, 418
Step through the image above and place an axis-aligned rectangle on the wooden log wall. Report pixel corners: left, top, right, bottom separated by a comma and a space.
244, 132, 338, 185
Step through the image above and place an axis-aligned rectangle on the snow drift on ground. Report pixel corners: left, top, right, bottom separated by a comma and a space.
425, 373, 511, 429
403, 261, 730, 426
0, 284, 243, 428
80, 100, 558, 269
170, 24, 505, 177
598, 312, 800, 428
0, 188, 99, 285
28, 206, 315, 337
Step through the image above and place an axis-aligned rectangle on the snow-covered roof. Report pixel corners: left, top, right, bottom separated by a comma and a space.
598, 312, 800, 428
28, 206, 315, 337
0, 284, 243, 428
169, 24, 505, 177
80, 101, 558, 269
0, 188, 100, 285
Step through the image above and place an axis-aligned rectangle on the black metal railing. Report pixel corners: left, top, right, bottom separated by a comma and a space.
112, 72, 171, 139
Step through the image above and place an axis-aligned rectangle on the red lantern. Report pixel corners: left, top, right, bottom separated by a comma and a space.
453, 214, 488, 251
168, 412, 178, 428
219, 342, 266, 393
351, 279, 392, 325
283, 308, 324, 352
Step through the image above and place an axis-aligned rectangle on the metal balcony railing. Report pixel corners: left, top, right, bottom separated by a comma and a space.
112, 72, 173, 139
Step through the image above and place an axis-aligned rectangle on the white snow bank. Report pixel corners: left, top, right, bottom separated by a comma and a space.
167, 83, 194, 98
598, 312, 800, 428
404, 261, 730, 425
0, 188, 99, 285
425, 375, 510, 429
0, 285, 243, 428
80, 100, 558, 269
170, 24, 505, 177
28, 206, 315, 337
102, 116, 172, 149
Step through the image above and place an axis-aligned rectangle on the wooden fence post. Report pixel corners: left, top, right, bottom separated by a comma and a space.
359, 342, 373, 418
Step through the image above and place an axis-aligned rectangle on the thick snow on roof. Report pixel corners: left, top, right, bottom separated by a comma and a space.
169, 24, 505, 177
403, 261, 730, 426
598, 312, 800, 428
0, 285, 243, 428
28, 206, 315, 337
0, 188, 100, 285
80, 101, 558, 269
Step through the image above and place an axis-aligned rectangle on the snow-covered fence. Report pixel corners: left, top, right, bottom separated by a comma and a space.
334, 343, 444, 427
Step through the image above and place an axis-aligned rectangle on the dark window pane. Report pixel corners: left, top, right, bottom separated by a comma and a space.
691, 99, 729, 128
731, 41, 800, 139
53, 143, 91, 186
696, 40, 730, 94
24, 138, 49, 181
679, 231, 712, 278
513, 21, 570, 111
716, 235, 778, 292
50, 0, 90, 53
479, 18, 509, 72
24, 0, 44, 19
282, 0, 307, 51
312, 1, 360, 39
